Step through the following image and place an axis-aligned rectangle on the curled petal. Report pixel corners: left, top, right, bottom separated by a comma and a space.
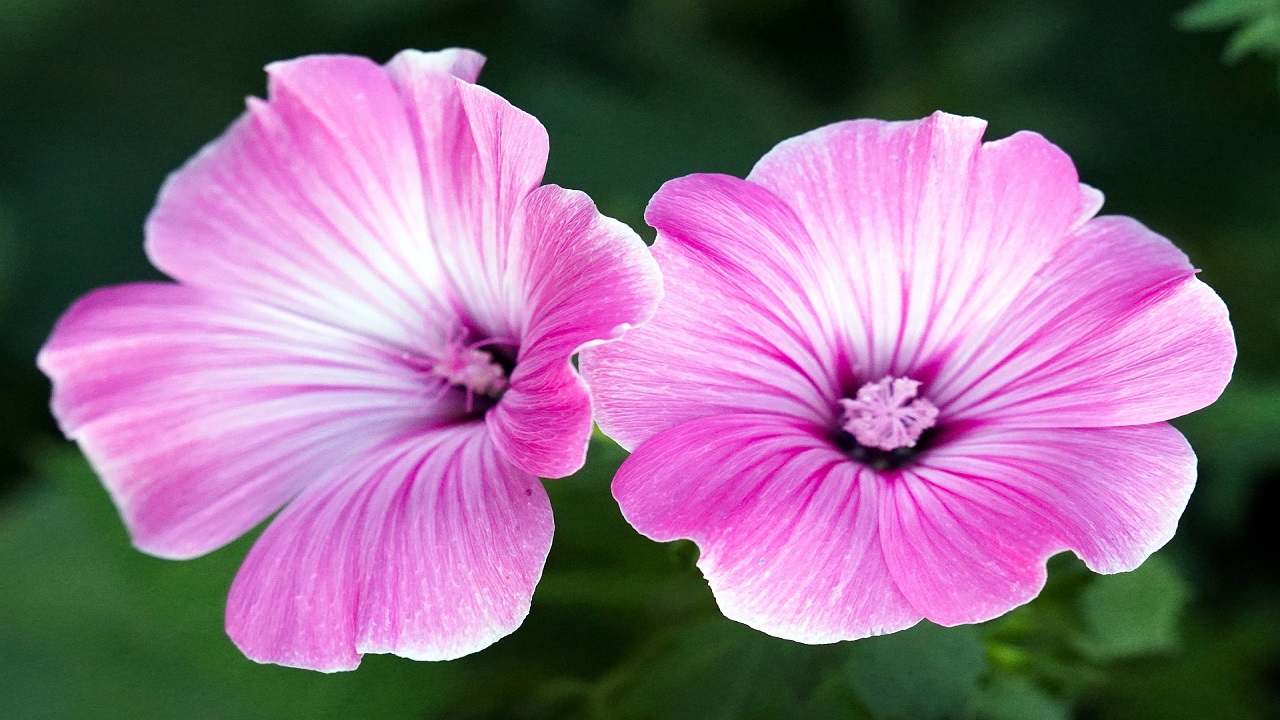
487, 185, 661, 478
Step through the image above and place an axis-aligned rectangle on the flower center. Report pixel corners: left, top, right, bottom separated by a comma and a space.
424, 328, 516, 416
433, 345, 509, 398
839, 376, 939, 452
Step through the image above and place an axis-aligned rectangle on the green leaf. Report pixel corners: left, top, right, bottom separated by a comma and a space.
1178, 0, 1272, 30
1086, 605, 1280, 720
1178, 0, 1280, 72
844, 622, 987, 720
978, 676, 1069, 720
1078, 555, 1190, 661
596, 618, 837, 720
1174, 381, 1280, 533
0, 446, 468, 720
536, 437, 713, 615
1223, 12, 1280, 61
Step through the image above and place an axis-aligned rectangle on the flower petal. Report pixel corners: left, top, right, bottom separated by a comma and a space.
226, 424, 552, 671
385, 53, 551, 338
747, 111, 1094, 380
486, 185, 661, 478
614, 414, 921, 643
37, 283, 432, 559
580, 173, 841, 451
880, 423, 1196, 626
146, 54, 457, 348
936, 216, 1235, 426
388, 47, 486, 84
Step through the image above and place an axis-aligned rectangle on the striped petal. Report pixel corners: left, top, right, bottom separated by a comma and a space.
227, 424, 551, 671
613, 414, 920, 642
37, 282, 434, 559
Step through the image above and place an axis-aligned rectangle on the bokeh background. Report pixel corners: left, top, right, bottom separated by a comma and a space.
2, 0, 1279, 718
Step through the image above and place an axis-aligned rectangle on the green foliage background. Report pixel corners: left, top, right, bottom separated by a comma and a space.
1, 1, 1278, 718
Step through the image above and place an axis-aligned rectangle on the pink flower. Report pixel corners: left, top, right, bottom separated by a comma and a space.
37, 49, 661, 670
580, 112, 1235, 642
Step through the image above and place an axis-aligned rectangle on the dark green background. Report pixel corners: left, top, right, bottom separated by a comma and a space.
2, 1, 1278, 718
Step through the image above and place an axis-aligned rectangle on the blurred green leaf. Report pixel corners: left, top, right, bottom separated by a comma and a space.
1224, 13, 1280, 62
844, 622, 987, 720
596, 619, 837, 720
1087, 605, 1280, 720
1179, 0, 1280, 88
1180, 0, 1278, 30
801, 672, 875, 720
1175, 381, 1280, 533
978, 676, 1069, 720
0, 446, 469, 720
538, 437, 713, 618
1078, 556, 1190, 661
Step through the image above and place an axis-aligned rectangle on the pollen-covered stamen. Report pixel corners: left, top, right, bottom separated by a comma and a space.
431, 339, 509, 403
840, 376, 939, 452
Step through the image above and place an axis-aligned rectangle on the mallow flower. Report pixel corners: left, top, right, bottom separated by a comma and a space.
580, 112, 1235, 642
37, 49, 661, 670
